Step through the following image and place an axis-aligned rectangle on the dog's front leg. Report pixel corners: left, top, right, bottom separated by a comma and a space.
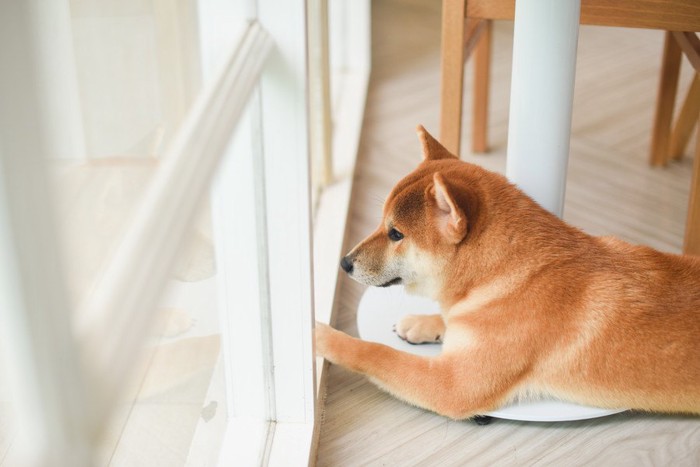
315, 322, 509, 419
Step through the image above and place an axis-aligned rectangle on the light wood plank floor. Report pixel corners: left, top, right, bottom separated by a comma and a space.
315, 1, 700, 465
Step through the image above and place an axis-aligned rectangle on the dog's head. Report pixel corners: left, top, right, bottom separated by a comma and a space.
341, 126, 480, 299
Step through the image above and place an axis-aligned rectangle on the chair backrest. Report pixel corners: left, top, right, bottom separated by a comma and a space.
465, 0, 700, 32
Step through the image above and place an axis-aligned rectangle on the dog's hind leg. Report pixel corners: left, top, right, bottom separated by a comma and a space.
315, 322, 523, 420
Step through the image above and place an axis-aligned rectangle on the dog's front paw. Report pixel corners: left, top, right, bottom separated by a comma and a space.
394, 314, 445, 344
315, 322, 343, 362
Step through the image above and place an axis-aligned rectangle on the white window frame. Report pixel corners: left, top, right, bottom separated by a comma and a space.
311, 0, 371, 397
207, 2, 318, 464
0, 0, 369, 464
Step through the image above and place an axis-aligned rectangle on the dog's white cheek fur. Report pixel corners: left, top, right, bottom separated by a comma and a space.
401, 243, 445, 300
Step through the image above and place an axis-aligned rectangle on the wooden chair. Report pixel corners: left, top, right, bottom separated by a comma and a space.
656, 31, 700, 253
440, 0, 700, 253
651, 32, 700, 167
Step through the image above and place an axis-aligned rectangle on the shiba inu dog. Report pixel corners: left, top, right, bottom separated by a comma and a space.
315, 126, 700, 419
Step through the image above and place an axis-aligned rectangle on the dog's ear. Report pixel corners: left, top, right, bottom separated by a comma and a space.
429, 173, 467, 243
416, 125, 458, 161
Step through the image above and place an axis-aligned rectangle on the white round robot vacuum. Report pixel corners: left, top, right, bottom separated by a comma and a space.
357, 285, 625, 422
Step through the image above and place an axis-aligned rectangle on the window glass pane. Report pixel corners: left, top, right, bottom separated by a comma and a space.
35, 1, 246, 464
47, 0, 246, 311
95, 202, 227, 466
70, 0, 200, 161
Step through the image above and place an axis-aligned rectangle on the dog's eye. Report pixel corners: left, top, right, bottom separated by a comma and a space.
388, 228, 404, 242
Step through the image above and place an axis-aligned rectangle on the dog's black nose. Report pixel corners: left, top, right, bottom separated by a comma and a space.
340, 256, 354, 274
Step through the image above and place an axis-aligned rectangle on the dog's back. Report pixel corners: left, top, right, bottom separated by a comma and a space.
459, 163, 700, 413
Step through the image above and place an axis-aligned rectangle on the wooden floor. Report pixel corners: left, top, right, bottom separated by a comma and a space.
315, 1, 700, 465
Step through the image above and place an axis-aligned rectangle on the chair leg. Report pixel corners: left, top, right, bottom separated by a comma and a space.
440, 0, 467, 156
670, 74, 700, 161
684, 118, 700, 255
472, 19, 492, 153
650, 31, 682, 167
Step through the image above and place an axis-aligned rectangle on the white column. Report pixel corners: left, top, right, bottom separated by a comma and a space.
506, 0, 581, 217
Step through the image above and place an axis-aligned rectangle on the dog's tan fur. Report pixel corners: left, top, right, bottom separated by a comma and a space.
315, 126, 700, 419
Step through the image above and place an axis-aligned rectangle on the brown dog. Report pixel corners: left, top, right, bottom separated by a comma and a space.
315, 126, 700, 419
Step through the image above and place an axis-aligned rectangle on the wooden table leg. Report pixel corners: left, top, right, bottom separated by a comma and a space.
472, 19, 492, 153
440, 0, 467, 156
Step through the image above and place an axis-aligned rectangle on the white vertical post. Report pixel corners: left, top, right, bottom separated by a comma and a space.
198, 0, 269, 428
259, 0, 315, 422
259, 1, 316, 464
216, 2, 317, 463
210, 99, 272, 464
0, 3, 93, 465
211, 104, 269, 421
506, 0, 581, 217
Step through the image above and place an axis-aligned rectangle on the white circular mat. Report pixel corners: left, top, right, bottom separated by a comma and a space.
357, 285, 626, 422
